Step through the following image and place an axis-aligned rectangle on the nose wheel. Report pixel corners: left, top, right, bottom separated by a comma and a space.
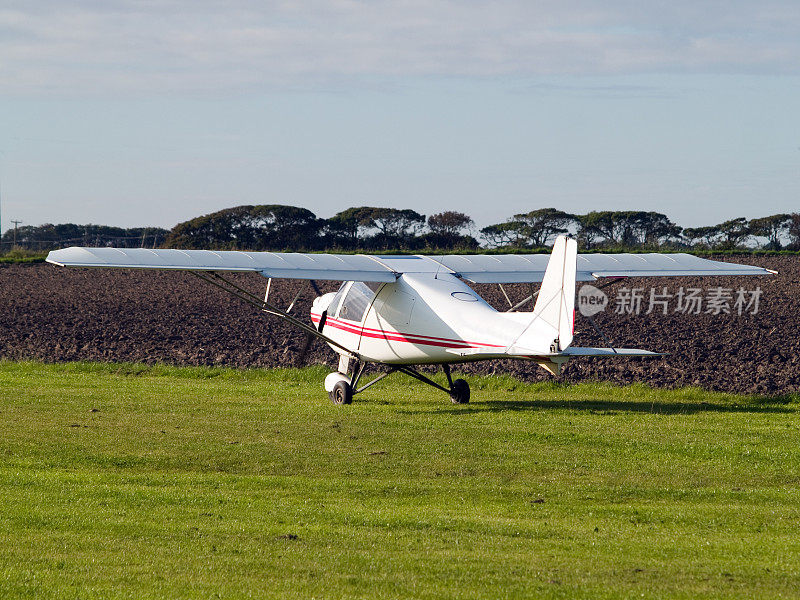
329, 380, 353, 405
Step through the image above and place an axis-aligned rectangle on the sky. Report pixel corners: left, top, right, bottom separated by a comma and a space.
1, 1, 799, 235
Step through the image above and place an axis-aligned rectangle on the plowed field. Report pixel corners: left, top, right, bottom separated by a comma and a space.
3, 256, 797, 394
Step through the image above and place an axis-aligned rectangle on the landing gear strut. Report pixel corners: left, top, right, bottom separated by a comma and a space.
443, 364, 470, 404
326, 361, 470, 405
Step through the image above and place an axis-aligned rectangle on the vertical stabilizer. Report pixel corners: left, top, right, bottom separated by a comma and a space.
530, 235, 577, 351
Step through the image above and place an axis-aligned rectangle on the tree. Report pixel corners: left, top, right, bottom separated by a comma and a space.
577, 211, 636, 247
344, 207, 426, 250
424, 211, 477, 250
627, 212, 682, 246
576, 211, 617, 247
165, 205, 321, 250
324, 207, 378, 249
574, 214, 601, 249
248, 205, 321, 249
479, 221, 527, 249
427, 211, 473, 237
715, 217, 751, 249
787, 213, 800, 250
575, 211, 680, 248
749, 214, 791, 250
511, 208, 576, 247
368, 208, 425, 239
682, 226, 721, 248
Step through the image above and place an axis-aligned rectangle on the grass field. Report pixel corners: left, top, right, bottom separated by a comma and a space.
1, 361, 800, 599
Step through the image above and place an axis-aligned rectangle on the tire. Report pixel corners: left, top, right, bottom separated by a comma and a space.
330, 380, 353, 405
449, 378, 470, 404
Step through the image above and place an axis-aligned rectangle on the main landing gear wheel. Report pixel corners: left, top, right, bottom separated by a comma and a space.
329, 380, 353, 405
449, 378, 470, 404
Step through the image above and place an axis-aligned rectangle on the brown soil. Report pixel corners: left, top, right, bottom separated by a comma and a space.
2, 256, 796, 395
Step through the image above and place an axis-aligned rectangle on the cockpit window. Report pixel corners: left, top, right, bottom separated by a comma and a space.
338, 281, 381, 322
326, 282, 348, 318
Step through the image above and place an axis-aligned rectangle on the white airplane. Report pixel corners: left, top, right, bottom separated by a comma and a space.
47, 236, 774, 405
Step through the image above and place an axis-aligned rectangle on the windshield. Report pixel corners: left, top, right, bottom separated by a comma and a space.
326, 282, 348, 317
338, 281, 381, 322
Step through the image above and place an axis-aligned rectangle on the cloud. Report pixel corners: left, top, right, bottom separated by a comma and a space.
1, 0, 799, 95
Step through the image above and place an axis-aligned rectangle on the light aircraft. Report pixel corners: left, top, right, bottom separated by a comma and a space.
47, 236, 774, 405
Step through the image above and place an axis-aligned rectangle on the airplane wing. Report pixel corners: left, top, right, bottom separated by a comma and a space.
47, 246, 775, 283
428, 252, 776, 283
46, 247, 399, 282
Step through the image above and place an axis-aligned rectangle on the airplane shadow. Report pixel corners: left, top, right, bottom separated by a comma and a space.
404, 396, 797, 416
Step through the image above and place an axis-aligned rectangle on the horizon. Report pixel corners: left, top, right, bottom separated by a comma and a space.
3, 203, 793, 237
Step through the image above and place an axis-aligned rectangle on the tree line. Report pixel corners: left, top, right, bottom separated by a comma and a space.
5, 205, 800, 253
481, 210, 800, 251
0, 223, 169, 251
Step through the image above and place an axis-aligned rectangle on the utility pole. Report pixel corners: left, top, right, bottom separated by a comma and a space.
11, 219, 21, 248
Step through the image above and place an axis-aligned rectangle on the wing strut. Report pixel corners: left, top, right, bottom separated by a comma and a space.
506, 286, 539, 312
189, 271, 359, 359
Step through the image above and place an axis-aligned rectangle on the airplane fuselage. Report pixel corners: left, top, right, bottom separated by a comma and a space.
311, 272, 561, 365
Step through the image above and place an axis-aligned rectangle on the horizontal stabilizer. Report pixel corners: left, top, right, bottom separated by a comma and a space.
445, 346, 662, 359
445, 347, 508, 358
560, 347, 663, 357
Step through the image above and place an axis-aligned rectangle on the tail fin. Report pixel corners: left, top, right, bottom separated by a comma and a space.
531, 235, 577, 351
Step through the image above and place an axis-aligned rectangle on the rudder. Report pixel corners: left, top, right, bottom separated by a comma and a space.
531, 235, 577, 351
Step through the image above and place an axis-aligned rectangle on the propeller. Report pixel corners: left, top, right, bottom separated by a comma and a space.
295, 279, 324, 367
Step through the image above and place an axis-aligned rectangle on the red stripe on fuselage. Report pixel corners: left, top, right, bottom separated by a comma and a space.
309, 312, 503, 350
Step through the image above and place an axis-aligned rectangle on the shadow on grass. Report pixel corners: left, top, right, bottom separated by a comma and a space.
406, 397, 797, 416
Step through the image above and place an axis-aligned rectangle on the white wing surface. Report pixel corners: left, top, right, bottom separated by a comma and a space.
46, 247, 398, 282
47, 246, 775, 282
430, 252, 775, 283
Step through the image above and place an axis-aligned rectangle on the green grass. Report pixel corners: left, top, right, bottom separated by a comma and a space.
0, 247, 48, 262
0, 253, 47, 264
1, 361, 800, 599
